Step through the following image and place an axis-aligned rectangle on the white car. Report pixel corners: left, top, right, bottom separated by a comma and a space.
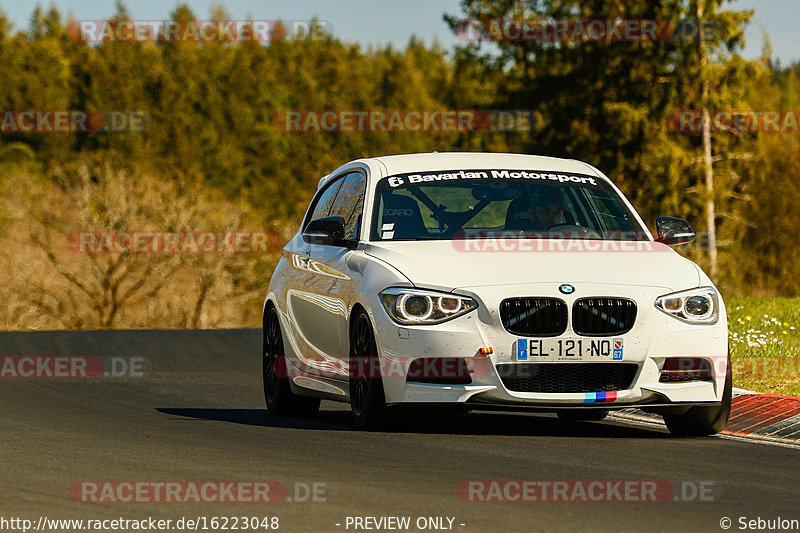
262, 152, 731, 435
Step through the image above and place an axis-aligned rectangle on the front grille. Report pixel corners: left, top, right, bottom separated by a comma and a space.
572, 298, 637, 336
496, 363, 638, 393
500, 298, 568, 337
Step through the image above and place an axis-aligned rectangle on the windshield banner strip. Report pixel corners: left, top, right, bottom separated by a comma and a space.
382, 169, 601, 189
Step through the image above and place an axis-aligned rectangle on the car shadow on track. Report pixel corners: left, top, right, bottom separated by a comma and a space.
157, 407, 353, 430
156, 406, 672, 439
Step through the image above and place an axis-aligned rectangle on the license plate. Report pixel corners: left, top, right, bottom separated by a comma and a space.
514, 338, 624, 361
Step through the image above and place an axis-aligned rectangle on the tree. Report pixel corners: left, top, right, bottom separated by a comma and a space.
446, 0, 752, 285
1, 164, 275, 329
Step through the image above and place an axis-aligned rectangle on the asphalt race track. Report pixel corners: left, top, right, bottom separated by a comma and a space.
1, 329, 799, 533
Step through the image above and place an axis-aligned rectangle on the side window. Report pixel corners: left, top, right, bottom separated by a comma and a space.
304, 177, 345, 230
328, 172, 367, 240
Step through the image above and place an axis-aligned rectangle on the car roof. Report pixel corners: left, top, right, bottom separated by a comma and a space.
367, 152, 600, 177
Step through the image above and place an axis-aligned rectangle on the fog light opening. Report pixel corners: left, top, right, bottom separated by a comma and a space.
406, 357, 472, 385
659, 357, 713, 382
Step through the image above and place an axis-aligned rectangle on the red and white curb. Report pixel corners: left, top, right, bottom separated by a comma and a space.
609, 389, 800, 448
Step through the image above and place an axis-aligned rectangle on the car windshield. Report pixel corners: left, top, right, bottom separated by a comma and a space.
371, 169, 649, 241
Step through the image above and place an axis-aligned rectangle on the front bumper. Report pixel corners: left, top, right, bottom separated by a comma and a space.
397, 358, 723, 408
371, 283, 729, 408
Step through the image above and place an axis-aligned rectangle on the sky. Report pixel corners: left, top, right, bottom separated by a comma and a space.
0, 0, 796, 65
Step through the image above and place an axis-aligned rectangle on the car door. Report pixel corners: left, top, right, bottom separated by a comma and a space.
288, 170, 367, 379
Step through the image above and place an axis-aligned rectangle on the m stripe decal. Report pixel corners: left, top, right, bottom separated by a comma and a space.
583, 391, 617, 403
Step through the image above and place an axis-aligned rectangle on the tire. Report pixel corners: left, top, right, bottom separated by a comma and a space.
262, 305, 320, 417
349, 310, 388, 428
663, 358, 732, 436
556, 409, 609, 421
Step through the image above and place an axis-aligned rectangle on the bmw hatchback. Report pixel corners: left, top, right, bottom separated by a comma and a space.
262, 152, 731, 435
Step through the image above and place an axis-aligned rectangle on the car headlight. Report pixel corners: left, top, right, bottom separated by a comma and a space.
655, 287, 719, 325
379, 288, 478, 325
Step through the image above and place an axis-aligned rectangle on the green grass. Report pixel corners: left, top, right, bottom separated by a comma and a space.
728, 297, 800, 396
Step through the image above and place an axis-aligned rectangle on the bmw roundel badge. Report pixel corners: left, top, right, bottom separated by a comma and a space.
559, 284, 575, 295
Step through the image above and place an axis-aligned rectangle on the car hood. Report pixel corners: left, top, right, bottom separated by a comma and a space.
363, 239, 701, 291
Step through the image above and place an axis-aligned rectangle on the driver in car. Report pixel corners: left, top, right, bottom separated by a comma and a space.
527, 189, 567, 230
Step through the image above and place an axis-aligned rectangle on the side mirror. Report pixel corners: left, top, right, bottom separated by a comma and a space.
302, 216, 355, 248
655, 216, 695, 246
